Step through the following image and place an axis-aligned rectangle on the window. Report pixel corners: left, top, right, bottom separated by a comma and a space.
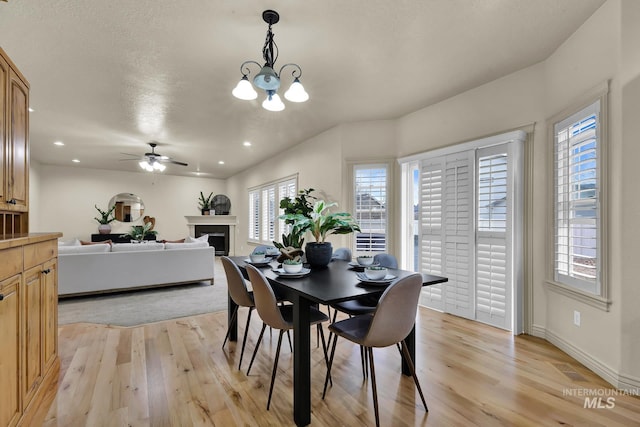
353, 164, 389, 253
553, 99, 603, 295
248, 176, 297, 244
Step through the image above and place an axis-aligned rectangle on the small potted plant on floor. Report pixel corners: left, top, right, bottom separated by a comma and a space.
94, 204, 116, 234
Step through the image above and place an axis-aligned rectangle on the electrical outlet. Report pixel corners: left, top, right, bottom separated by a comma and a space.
574, 310, 581, 326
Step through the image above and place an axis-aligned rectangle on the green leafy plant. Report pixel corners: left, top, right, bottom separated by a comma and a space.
94, 204, 116, 225
283, 258, 302, 265
280, 199, 360, 243
273, 188, 316, 250
198, 192, 213, 210
122, 221, 158, 241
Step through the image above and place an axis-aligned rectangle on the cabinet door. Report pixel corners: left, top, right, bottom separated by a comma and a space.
0, 54, 7, 206
0, 275, 22, 427
42, 259, 58, 372
7, 69, 29, 211
22, 266, 42, 406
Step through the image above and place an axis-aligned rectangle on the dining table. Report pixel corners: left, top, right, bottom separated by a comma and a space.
228, 255, 448, 426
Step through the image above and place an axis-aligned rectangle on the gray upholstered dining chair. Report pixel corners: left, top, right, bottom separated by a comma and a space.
221, 256, 257, 370
331, 247, 352, 261
373, 253, 398, 269
322, 273, 428, 427
244, 264, 331, 410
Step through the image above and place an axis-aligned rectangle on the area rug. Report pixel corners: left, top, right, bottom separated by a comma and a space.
58, 263, 229, 327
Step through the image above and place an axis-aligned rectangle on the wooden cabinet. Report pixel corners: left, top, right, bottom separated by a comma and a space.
0, 234, 61, 427
0, 275, 21, 427
0, 47, 29, 234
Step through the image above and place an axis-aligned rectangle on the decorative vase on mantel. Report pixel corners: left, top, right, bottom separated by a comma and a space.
98, 224, 111, 235
304, 242, 333, 269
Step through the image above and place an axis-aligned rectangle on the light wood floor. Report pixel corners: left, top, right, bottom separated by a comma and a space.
42, 308, 640, 426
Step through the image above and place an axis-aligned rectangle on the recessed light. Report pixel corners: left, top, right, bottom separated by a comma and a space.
243, 141, 252, 147
53, 141, 64, 146
72, 159, 80, 163
218, 160, 225, 165
28, 107, 34, 112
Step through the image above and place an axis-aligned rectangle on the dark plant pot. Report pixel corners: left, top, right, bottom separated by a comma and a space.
305, 242, 333, 269
201, 209, 210, 215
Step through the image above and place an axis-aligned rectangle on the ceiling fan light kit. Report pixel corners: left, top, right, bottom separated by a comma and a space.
122, 142, 188, 173
232, 10, 309, 111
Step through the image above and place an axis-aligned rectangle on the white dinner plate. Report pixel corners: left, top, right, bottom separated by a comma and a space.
355, 272, 397, 285
273, 267, 311, 278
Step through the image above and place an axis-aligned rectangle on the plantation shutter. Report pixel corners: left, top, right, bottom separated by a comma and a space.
475, 146, 511, 329
262, 187, 276, 242
418, 158, 444, 310
441, 152, 475, 319
278, 179, 297, 236
354, 165, 388, 252
248, 190, 260, 241
554, 102, 600, 293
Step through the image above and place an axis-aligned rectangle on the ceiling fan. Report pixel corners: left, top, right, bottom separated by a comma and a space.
121, 142, 188, 172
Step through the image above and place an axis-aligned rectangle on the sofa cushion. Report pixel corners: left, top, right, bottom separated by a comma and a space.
111, 242, 165, 252
59, 244, 112, 254
59, 238, 81, 246
165, 241, 209, 250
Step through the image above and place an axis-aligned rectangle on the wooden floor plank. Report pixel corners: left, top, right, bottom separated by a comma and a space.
44, 307, 640, 426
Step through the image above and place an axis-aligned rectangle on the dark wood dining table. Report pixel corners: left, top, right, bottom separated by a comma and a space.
228, 256, 447, 426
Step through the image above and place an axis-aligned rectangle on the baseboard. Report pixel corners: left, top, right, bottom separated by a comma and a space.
538, 327, 640, 391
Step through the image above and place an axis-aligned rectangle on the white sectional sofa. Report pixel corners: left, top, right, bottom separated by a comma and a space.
58, 239, 215, 297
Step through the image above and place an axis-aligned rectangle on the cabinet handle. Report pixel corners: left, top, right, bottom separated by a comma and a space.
0, 294, 4, 301
42, 268, 51, 275
8, 199, 17, 205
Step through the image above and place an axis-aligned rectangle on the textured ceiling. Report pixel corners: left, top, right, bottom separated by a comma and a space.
0, 0, 605, 178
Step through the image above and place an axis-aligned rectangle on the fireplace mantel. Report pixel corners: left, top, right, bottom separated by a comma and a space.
185, 215, 237, 255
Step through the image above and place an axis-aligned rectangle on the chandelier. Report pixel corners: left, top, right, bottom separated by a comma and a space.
232, 10, 309, 112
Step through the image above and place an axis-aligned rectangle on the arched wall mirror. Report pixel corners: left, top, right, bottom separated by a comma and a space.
108, 193, 145, 223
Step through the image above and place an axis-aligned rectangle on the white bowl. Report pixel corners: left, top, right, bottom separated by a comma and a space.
250, 253, 266, 263
357, 256, 374, 266
364, 266, 388, 280
283, 262, 303, 273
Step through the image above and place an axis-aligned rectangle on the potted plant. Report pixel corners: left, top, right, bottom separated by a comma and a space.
280, 199, 360, 268
94, 204, 116, 234
273, 188, 316, 261
198, 191, 213, 215
122, 221, 158, 242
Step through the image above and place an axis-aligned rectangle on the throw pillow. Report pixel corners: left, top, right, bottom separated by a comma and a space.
80, 239, 112, 245
186, 234, 209, 243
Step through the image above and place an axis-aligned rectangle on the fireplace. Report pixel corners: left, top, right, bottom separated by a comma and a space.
185, 215, 237, 256
195, 225, 229, 256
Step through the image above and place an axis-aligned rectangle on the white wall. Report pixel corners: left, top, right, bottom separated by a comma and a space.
620, 0, 640, 386
31, 164, 225, 241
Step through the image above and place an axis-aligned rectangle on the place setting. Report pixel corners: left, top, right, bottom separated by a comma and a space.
244, 252, 273, 267
355, 266, 397, 286
348, 254, 380, 271
272, 259, 311, 278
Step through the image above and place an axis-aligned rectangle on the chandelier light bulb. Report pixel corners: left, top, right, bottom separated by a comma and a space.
262, 93, 285, 111
232, 76, 258, 100
284, 78, 309, 103
153, 162, 166, 171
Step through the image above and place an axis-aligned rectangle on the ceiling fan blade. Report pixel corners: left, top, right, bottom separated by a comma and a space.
120, 152, 141, 158
165, 159, 188, 166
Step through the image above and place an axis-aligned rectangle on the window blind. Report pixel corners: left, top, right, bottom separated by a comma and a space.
354, 165, 388, 252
